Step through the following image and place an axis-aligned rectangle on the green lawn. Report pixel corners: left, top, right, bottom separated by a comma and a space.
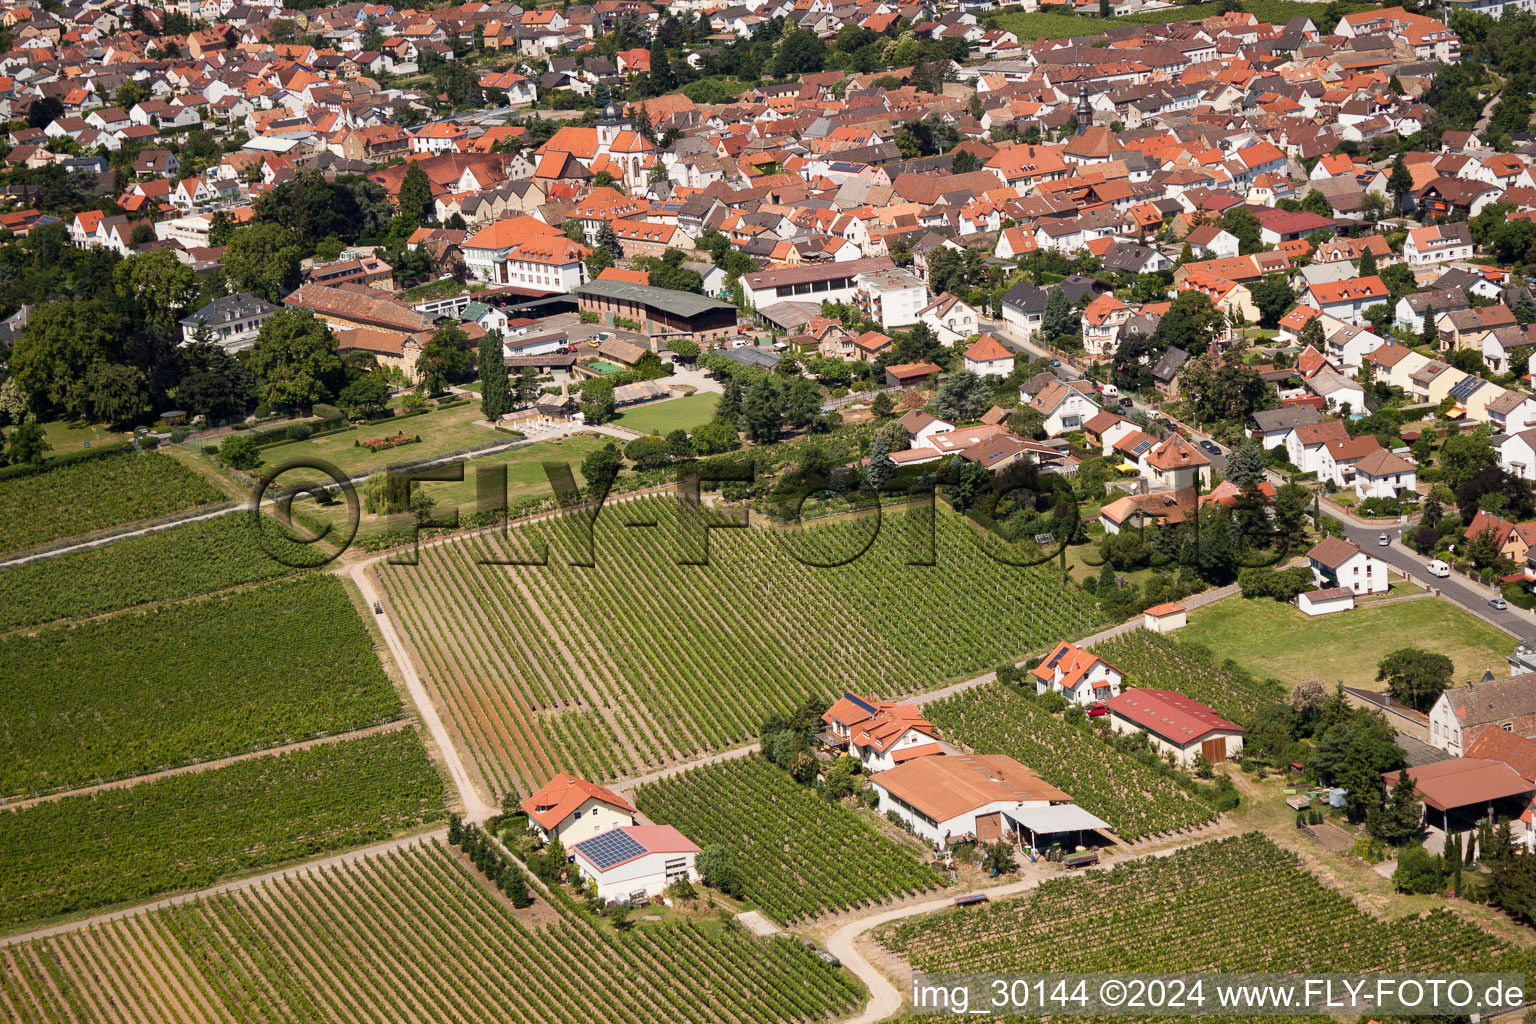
242, 402, 499, 486
3, 419, 126, 453
989, 0, 1372, 39
615, 393, 720, 435
1180, 594, 1515, 691
300, 433, 607, 543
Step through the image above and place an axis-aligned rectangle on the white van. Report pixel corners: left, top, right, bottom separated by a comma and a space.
1100, 383, 1120, 399
1427, 560, 1450, 578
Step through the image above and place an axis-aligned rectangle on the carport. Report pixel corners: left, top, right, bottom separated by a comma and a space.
1006, 804, 1114, 851
1383, 759, 1536, 833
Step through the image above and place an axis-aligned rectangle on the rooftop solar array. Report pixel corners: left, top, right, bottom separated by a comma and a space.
576, 829, 646, 870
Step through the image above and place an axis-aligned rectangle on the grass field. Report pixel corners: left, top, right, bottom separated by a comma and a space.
299, 433, 607, 544
0, 728, 443, 931
0, 450, 224, 555
878, 833, 1535, 979
988, 0, 1374, 40
615, 393, 720, 435
636, 757, 939, 924
240, 401, 501, 486
1, 418, 126, 453
0, 511, 329, 632
1179, 594, 1515, 690
0, 576, 401, 797
376, 498, 1103, 799
0, 840, 865, 1024
925, 682, 1217, 839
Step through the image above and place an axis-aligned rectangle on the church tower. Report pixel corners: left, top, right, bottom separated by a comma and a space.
1075, 83, 1092, 135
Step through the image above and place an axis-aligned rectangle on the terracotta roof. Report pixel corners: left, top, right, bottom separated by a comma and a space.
1144, 433, 1211, 470
1306, 535, 1366, 570
1107, 688, 1243, 745
872, 754, 1072, 823
1467, 727, 1536, 783
521, 772, 636, 830
1382, 758, 1535, 813
1031, 641, 1117, 695
964, 333, 1012, 363
284, 284, 430, 333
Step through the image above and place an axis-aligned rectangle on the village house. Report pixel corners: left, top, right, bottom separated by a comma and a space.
821, 692, 942, 771
1306, 536, 1390, 595
1428, 673, 1536, 757
521, 773, 637, 846
1031, 641, 1123, 705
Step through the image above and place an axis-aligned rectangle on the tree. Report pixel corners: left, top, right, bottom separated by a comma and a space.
1439, 430, 1497, 491
223, 223, 304, 302
86, 362, 149, 427
337, 373, 391, 420
479, 332, 510, 421
6, 418, 49, 467
665, 428, 695, 460
691, 419, 740, 455
1300, 189, 1332, 217
398, 163, 433, 228
1421, 305, 1437, 348
1042, 287, 1074, 341
982, 839, 1017, 875
9, 302, 121, 418
596, 223, 623, 260
27, 96, 63, 130
1154, 290, 1227, 356
216, 433, 261, 470
1393, 843, 1443, 894
625, 434, 670, 470
934, 370, 990, 422
1226, 439, 1266, 489
871, 391, 895, 419
740, 377, 783, 444
783, 377, 821, 430
112, 248, 195, 331
1358, 246, 1378, 277
697, 843, 744, 897
1178, 355, 1272, 425
944, 459, 992, 512
866, 435, 895, 490
1389, 154, 1413, 214
418, 323, 474, 395
1376, 648, 1453, 713
513, 367, 540, 409
580, 380, 617, 425
1222, 207, 1263, 254
1298, 316, 1325, 352
1249, 276, 1296, 328
581, 440, 623, 493
245, 309, 344, 412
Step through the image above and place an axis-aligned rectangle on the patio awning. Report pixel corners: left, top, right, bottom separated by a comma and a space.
1007, 804, 1112, 835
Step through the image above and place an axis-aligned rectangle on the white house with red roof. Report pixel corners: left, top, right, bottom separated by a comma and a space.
571, 824, 699, 903
411, 121, 471, 154
962, 333, 1014, 377
822, 692, 943, 771
1106, 688, 1244, 767
521, 772, 637, 846
1403, 223, 1474, 266
1031, 641, 1122, 706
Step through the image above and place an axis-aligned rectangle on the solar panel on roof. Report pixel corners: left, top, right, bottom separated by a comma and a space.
576, 829, 646, 871
847, 693, 880, 716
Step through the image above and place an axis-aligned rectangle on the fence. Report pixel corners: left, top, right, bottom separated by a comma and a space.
821, 385, 904, 412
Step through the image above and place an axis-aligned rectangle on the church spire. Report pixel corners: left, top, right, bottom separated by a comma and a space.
1075, 83, 1091, 135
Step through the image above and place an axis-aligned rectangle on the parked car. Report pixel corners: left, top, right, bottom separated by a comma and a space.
814, 951, 841, 967
1100, 384, 1120, 398
1378, 533, 1390, 546
1117, 396, 1133, 408
1198, 440, 1221, 455
1087, 703, 1109, 718
1050, 358, 1061, 368
1490, 596, 1509, 611
1427, 560, 1450, 578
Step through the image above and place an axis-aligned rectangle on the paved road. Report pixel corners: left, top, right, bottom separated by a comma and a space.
1338, 519, 1536, 648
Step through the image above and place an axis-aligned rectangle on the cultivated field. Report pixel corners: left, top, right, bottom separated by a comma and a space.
1178, 594, 1514, 690
0, 512, 330, 632
924, 683, 1218, 839
0, 449, 223, 555
0, 728, 443, 930
1093, 630, 1284, 726
0, 839, 866, 1024
0, 575, 401, 797
636, 757, 940, 924
376, 497, 1103, 798
878, 833, 1532, 976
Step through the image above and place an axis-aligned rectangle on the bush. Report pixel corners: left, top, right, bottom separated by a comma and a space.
1392, 843, 1444, 894
1037, 691, 1068, 714
215, 433, 261, 470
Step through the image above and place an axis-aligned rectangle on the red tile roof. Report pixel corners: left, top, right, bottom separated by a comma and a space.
1106, 688, 1244, 745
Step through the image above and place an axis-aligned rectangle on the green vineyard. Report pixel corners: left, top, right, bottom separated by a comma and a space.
636, 756, 941, 923
0, 839, 865, 1024
0, 511, 329, 631
1094, 631, 1284, 726
880, 833, 1532, 975
376, 497, 1103, 798
0, 728, 443, 930
0, 450, 224, 556
924, 682, 1219, 839
0, 575, 402, 797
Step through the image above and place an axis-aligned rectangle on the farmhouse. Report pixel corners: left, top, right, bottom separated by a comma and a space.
821, 692, 942, 771
521, 773, 637, 845
1428, 672, 1536, 756
571, 825, 700, 903
1106, 688, 1245, 767
1306, 536, 1389, 595
962, 334, 1015, 377
1031, 641, 1123, 705
871, 753, 1110, 849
